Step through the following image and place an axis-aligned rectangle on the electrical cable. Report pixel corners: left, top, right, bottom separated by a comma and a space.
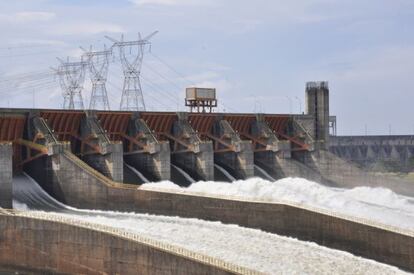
149, 52, 196, 86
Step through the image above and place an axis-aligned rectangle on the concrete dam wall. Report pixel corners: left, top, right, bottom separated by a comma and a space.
330, 135, 414, 172
17, 149, 414, 272
2, 83, 414, 273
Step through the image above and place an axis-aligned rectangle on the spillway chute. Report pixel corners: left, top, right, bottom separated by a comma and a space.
171, 164, 195, 186
13, 173, 68, 211
214, 163, 236, 182
254, 164, 276, 182
124, 163, 150, 183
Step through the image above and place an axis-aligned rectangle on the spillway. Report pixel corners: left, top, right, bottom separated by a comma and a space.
171, 164, 195, 186
124, 163, 149, 183
10, 174, 409, 274
254, 164, 276, 182
142, 177, 414, 231
13, 174, 68, 212
214, 163, 236, 182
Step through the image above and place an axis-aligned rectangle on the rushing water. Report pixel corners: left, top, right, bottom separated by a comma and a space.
214, 163, 236, 181
171, 164, 196, 184
124, 163, 149, 183
142, 177, 414, 231
11, 174, 409, 274
254, 164, 276, 181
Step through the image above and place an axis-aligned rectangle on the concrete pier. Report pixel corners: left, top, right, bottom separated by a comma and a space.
252, 114, 295, 179
0, 143, 12, 209
124, 116, 170, 181
213, 119, 254, 179
171, 113, 214, 181
80, 112, 123, 182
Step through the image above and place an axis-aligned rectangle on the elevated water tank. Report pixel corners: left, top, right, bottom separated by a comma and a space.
185, 87, 217, 113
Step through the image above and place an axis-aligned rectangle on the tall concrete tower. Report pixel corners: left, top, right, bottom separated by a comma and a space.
305, 81, 329, 148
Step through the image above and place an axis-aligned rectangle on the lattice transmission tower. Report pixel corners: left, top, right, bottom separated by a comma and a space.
55, 57, 88, 109
106, 31, 158, 111
81, 45, 112, 110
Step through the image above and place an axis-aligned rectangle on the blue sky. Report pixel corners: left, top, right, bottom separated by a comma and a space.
0, 0, 413, 135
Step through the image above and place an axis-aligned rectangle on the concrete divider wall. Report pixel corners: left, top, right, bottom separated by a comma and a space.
0, 143, 12, 209
82, 143, 124, 182
0, 213, 239, 275
30, 150, 414, 272
126, 118, 171, 181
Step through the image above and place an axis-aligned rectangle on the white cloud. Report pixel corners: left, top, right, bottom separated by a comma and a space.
0, 11, 56, 23
15, 11, 55, 22
186, 70, 236, 100
129, 0, 213, 6
232, 19, 264, 33
9, 38, 66, 47
49, 22, 125, 36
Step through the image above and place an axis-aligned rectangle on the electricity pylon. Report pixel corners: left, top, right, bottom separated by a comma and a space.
105, 31, 158, 111
81, 45, 112, 110
55, 57, 87, 110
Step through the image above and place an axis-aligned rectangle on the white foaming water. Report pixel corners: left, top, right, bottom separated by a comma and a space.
19, 209, 408, 275
12, 174, 410, 273
12, 200, 29, 211
141, 177, 414, 230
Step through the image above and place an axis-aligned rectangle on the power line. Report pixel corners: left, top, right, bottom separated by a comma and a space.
148, 52, 238, 113
107, 79, 172, 111
0, 44, 56, 50
0, 81, 59, 97
140, 73, 180, 104
55, 57, 88, 109
149, 52, 196, 86
81, 46, 111, 110
0, 50, 61, 59
0, 70, 54, 84
0, 79, 58, 93
105, 32, 158, 111
143, 61, 183, 91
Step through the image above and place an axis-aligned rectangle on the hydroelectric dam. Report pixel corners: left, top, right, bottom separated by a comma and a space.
1, 82, 414, 274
